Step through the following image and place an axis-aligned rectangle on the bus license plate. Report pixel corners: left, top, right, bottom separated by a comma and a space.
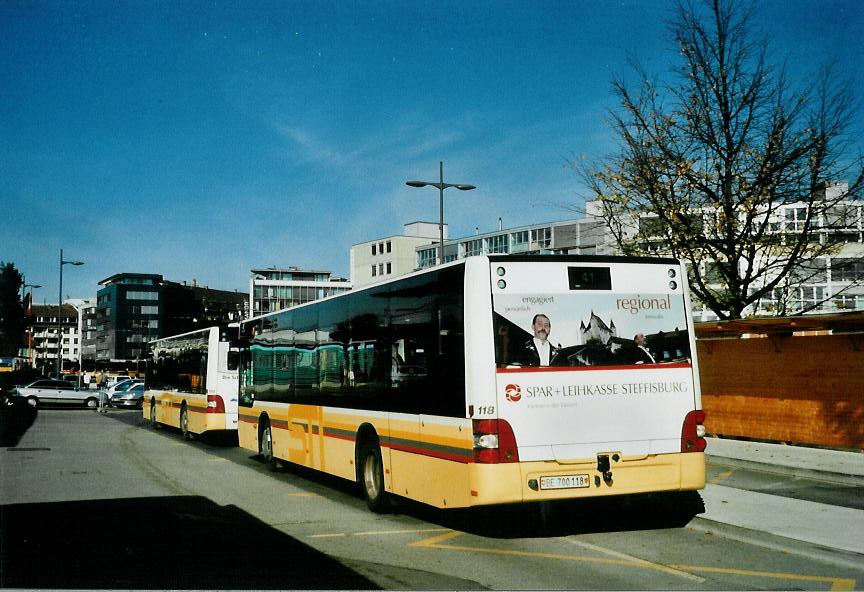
540, 474, 590, 490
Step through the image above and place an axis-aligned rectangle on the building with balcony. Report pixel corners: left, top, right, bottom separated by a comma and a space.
24, 303, 81, 376
250, 268, 352, 316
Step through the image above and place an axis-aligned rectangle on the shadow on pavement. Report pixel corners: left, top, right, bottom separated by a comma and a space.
402, 490, 706, 538
0, 399, 37, 447
0, 496, 379, 589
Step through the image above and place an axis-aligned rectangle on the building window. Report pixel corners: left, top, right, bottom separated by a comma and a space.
511, 231, 529, 251
386, 241, 392, 253
371, 265, 377, 277
386, 262, 392, 274
486, 234, 508, 254
418, 248, 437, 269
462, 239, 483, 257
531, 227, 552, 249
372, 244, 377, 256
379, 263, 384, 275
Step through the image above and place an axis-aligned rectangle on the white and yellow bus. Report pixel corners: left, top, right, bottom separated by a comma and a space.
144, 325, 239, 439
237, 255, 706, 511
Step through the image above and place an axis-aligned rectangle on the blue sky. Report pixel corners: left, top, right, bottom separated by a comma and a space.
3, 0, 862, 303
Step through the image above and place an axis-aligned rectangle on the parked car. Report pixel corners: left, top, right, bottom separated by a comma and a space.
111, 383, 145, 408
103, 378, 144, 399
11, 379, 100, 409
104, 375, 132, 389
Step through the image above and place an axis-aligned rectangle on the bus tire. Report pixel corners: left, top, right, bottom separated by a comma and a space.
150, 399, 159, 428
357, 440, 390, 513
260, 420, 278, 471
180, 405, 192, 440
26, 396, 38, 408
85, 397, 98, 409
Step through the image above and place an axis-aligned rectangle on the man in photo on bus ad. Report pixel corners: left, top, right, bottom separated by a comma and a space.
516, 313, 559, 367
627, 333, 657, 364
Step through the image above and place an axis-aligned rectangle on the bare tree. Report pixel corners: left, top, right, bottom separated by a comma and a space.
579, 0, 863, 320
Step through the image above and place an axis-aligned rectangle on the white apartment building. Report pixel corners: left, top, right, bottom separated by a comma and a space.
351, 221, 444, 288
355, 187, 861, 319
415, 213, 613, 270
25, 301, 90, 375
249, 267, 352, 316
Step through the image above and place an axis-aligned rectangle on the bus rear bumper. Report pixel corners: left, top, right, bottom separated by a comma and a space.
468, 452, 705, 507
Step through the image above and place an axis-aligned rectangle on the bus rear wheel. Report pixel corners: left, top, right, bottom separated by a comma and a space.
260, 421, 278, 471
180, 405, 192, 440
357, 440, 390, 513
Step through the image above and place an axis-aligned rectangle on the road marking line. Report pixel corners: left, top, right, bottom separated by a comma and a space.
709, 468, 736, 484
286, 492, 320, 497
311, 528, 450, 540
356, 528, 449, 537
411, 530, 854, 589
565, 538, 705, 583
667, 563, 855, 590
411, 530, 463, 547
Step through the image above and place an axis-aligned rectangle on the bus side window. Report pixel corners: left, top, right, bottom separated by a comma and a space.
227, 350, 239, 371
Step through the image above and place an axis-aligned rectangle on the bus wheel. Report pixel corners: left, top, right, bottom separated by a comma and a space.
358, 441, 390, 513
260, 421, 278, 471
180, 405, 192, 440
85, 397, 98, 409
26, 396, 38, 408
150, 400, 159, 428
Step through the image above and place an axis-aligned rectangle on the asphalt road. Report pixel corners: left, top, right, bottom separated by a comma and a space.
1, 408, 862, 590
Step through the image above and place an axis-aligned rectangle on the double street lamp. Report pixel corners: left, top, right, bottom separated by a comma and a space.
57, 249, 84, 376
406, 161, 476, 265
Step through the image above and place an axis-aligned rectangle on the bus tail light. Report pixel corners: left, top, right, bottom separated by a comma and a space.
207, 394, 225, 414
473, 419, 519, 463
681, 410, 707, 452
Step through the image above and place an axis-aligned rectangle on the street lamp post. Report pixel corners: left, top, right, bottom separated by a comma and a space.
407, 161, 476, 265
57, 249, 84, 377
23, 282, 41, 367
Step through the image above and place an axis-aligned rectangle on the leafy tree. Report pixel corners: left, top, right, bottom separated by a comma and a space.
0, 262, 25, 357
579, 0, 863, 320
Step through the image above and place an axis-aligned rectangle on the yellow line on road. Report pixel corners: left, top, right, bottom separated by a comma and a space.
667, 563, 855, 591
286, 492, 320, 497
565, 538, 705, 583
709, 468, 736, 484
412, 531, 855, 589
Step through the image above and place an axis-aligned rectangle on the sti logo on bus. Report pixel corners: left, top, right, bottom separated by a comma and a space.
505, 384, 522, 402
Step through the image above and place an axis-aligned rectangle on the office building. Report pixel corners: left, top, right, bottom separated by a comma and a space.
250, 268, 352, 316
351, 221, 444, 288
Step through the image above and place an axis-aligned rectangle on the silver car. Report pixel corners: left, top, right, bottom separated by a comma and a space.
110, 383, 145, 408
13, 379, 100, 409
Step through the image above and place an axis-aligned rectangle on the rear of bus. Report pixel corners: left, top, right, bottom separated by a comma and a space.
465, 255, 706, 506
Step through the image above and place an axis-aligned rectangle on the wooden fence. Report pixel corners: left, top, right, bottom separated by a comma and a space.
695, 314, 864, 450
